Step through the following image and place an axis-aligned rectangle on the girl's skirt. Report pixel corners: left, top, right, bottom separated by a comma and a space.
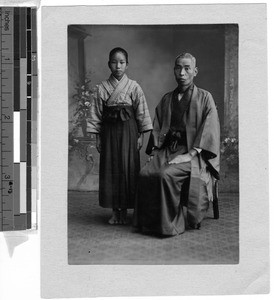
99, 105, 139, 209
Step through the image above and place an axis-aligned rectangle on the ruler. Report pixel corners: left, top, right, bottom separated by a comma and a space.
0, 7, 37, 231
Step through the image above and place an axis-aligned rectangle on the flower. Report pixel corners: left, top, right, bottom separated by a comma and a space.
72, 80, 94, 120
221, 137, 238, 167
69, 77, 95, 144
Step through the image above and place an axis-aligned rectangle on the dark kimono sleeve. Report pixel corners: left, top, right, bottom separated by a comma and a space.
146, 101, 163, 155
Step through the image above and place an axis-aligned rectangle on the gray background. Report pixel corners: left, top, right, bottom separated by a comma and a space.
83, 24, 225, 127
67, 24, 233, 192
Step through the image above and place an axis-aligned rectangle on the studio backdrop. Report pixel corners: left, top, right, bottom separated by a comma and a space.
68, 24, 238, 194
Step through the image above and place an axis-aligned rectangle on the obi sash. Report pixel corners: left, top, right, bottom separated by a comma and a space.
102, 105, 134, 122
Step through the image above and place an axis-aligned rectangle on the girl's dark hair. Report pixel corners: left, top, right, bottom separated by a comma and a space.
109, 47, 129, 63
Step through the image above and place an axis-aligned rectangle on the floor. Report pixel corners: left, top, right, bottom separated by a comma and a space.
68, 191, 239, 265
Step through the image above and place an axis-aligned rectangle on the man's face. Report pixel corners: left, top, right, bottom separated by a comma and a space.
174, 57, 198, 88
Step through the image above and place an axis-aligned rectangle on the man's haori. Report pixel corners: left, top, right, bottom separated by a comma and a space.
134, 84, 220, 236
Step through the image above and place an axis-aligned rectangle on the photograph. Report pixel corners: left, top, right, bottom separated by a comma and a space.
41, 3, 269, 297
67, 24, 239, 265
0, 2, 270, 300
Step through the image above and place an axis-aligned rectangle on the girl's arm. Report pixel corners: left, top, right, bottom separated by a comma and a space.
86, 85, 104, 135
137, 132, 144, 150
133, 84, 153, 133
96, 134, 101, 153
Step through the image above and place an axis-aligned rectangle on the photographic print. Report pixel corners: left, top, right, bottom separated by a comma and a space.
41, 4, 268, 298
67, 24, 239, 265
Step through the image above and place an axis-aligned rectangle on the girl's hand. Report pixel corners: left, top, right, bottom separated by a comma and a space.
137, 133, 144, 150
148, 155, 154, 162
96, 135, 101, 153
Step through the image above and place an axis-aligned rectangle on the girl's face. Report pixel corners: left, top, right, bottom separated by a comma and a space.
108, 51, 128, 81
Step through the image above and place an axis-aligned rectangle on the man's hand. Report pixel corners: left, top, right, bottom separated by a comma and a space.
137, 133, 144, 150
168, 153, 192, 164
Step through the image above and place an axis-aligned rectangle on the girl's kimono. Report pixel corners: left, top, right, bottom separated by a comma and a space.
87, 74, 152, 209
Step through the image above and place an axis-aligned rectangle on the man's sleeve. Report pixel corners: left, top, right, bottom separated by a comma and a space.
146, 103, 162, 155
192, 92, 220, 160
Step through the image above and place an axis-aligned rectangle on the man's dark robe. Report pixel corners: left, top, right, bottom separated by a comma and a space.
133, 85, 220, 236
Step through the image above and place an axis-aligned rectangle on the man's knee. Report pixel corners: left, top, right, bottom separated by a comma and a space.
139, 164, 167, 179
158, 165, 174, 181
139, 162, 190, 180
139, 168, 149, 178
159, 163, 191, 182
139, 164, 156, 178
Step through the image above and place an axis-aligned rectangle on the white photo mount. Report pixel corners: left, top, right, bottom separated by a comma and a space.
41, 4, 269, 298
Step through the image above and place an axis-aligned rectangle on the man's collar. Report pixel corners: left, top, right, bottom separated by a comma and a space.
174, 83, 194, 99
177, 83, 194, 94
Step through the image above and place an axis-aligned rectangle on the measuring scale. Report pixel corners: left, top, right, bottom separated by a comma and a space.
0, 7, 37, 231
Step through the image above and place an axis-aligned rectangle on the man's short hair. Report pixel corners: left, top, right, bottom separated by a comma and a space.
175, 53, 196, 67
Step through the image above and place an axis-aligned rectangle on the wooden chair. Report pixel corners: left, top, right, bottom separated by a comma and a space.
212, 178, 219, 219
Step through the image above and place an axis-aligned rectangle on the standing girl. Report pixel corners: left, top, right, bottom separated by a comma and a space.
87, 47, 152, 225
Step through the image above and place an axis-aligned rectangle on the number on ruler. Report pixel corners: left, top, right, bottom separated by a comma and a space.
3, 9, 11, 32
8, 181, 13, 194
2, 114, 10, 120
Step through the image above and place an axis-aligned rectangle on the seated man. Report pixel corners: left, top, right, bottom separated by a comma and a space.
133, 52, 220, 236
